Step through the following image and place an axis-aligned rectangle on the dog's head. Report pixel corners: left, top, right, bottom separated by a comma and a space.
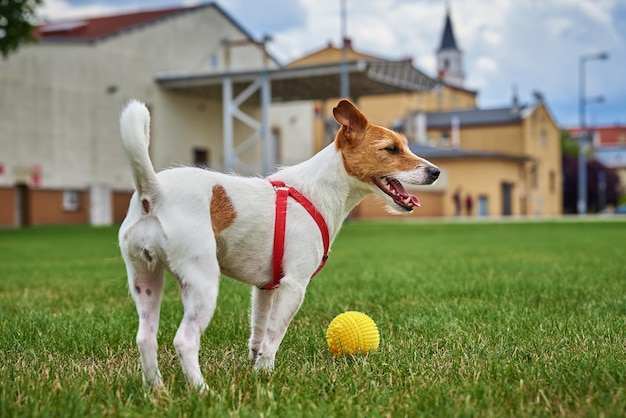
333, 99, 439, 213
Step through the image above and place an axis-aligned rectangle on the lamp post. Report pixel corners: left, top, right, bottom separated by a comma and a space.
578, 52, 609, 215
340, 0, 349, 99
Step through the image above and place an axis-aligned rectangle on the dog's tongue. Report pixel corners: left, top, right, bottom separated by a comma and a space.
388, 178, 421, 207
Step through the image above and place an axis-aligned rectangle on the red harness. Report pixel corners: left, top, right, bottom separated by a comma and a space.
262, 179, 330, 290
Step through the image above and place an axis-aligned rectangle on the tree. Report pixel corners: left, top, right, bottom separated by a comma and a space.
560, 129, 580, 157
562, 154, 621, 213
0, 0, 42, 59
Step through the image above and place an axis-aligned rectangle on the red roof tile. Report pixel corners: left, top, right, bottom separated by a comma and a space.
567, 125, 626, 147
35, 4, 206, 42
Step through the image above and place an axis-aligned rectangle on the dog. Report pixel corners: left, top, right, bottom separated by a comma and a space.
118, 99, 440, 391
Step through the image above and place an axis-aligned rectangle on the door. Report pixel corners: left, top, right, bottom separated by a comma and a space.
478, 195, 488, 217
501, 182, 513, 216
15, 184, 30, 227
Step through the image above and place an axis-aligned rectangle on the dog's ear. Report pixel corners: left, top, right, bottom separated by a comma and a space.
333, 100, 368, 144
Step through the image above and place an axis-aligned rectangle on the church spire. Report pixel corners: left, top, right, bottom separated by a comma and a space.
436, 4, 464, 87
438, 10, 459, 51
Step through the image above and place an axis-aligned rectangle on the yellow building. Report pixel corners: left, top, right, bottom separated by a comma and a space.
388, 100, 562, 218
281, 10, 562, 218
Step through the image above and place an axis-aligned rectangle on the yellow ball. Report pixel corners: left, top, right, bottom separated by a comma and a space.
326, 311, 380, 356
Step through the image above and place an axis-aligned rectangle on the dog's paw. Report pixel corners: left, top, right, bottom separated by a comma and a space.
192, 382, 210, 396
254, 355, 275, 372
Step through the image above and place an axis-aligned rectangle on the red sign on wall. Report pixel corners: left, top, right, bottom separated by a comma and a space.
32, 165, 41, 187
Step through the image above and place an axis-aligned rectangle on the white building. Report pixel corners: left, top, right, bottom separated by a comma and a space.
0, 4, 434, 227
0, 4, 277, 226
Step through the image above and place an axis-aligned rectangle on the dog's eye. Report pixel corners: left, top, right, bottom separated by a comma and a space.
384, 145, 400, 155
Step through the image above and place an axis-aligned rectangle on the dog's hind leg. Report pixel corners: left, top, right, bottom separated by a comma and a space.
248, 287, 275, 361
127, 263, 165, 388
172, 258, 220, 393
254, 279, 306, 371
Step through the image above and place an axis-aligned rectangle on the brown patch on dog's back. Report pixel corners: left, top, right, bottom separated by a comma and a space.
210, 185, 236, 235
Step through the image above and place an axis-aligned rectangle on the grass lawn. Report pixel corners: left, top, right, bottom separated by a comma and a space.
0, 220, 625, 417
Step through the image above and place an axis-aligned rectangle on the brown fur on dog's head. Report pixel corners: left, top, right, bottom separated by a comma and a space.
332, 99, 439, 213
333, 100, 426, 183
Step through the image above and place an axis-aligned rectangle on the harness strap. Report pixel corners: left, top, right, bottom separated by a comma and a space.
262, 180, 330, 290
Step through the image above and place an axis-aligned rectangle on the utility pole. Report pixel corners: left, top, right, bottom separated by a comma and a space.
577, 52, 609, 214
340, 0, 349, 99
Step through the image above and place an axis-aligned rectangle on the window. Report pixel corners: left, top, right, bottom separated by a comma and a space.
440, 131, 450, 147
549, 171, 555, 193
272, 127, 282, 165
210, 54, 219, 70
63, 190, 80, 211
540, 130, 547, 148
478, 196, 488, 217
531, 165, 538, 189
193, 148, 210, 168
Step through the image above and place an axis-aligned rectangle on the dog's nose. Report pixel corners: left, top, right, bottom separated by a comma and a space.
428, 165, 440, 179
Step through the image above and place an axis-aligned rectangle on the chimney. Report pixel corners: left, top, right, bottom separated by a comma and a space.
511, 84, 519, 114
415, 113, 427, 144
343, 37, 353, 50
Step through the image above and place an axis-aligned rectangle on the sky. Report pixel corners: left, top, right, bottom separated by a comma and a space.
36, 0, 626, 128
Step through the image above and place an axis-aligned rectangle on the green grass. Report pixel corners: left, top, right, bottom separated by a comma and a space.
1, 220, 625, 417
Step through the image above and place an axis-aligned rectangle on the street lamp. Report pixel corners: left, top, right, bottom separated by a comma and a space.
340, 0, 349, 99
578, 51, 609, 215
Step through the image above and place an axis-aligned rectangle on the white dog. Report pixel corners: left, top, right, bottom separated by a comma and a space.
118, 99, 439, 391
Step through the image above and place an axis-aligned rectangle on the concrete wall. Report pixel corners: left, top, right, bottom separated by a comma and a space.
0, 5, 273, 225
270, 101, 317, 167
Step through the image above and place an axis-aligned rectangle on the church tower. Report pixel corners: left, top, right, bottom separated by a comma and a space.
436, 6, 464, 87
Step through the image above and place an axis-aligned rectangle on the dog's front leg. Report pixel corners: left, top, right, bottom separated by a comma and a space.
249, 287, 275, 361
254, 280, 306, 371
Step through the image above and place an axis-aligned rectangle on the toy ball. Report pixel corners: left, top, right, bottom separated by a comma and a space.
326, 311, 380, 356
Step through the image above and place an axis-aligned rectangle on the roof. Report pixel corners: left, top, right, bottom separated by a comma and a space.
438, 12, 459, 51
287, 43, 383, 68
36, 4, 208, 42
156, 59, 438, 102
409, 143, 530, 162
34, 2, 270, 55
393, 105, 534, 131
567, 125, 626, 147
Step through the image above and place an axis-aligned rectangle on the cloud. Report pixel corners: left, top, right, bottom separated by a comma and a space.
225, 0, 306, 35
37, 0, 117, 21
41, 0, 626, 125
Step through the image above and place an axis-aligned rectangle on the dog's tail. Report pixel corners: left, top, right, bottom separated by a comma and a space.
120, 100, 160, 213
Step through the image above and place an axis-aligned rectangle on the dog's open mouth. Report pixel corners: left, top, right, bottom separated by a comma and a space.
373, 176, 420, 211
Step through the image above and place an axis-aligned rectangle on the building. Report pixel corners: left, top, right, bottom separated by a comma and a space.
271, 8, 562, 218
0, 3, 277, 226
567, 125, 626, 196
436, 8, 464, 88
389, 97, 562, 218
1, 3, 437, 227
